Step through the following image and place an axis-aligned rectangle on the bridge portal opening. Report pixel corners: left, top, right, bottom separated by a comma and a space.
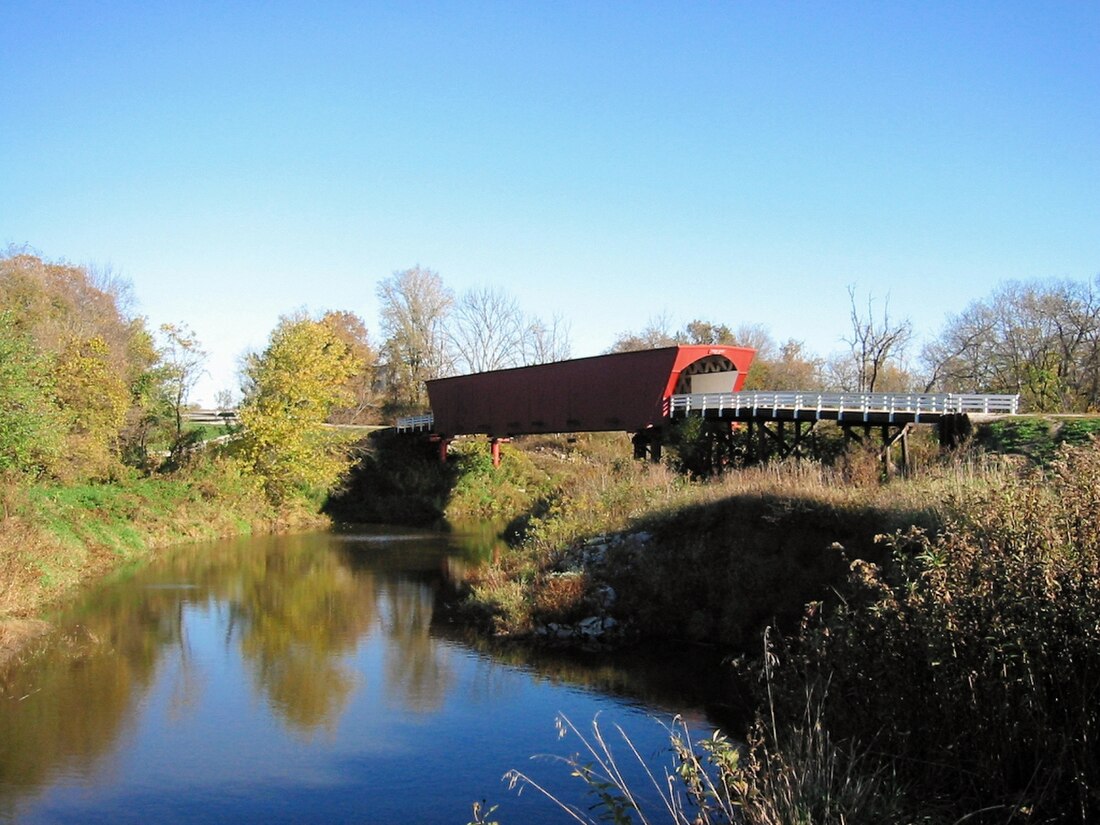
674, 355, 740, 395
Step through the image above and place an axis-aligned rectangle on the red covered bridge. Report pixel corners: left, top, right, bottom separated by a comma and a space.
403, 345, 756, 463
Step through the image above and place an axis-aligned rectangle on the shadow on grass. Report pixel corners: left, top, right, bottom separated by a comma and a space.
323, 430, 458, 527
604, 492, 944, 651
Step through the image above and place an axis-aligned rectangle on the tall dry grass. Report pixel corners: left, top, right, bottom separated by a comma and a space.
459, 431, 1018, 643
769, 441, 1100, 821
489, 441, 1100, 822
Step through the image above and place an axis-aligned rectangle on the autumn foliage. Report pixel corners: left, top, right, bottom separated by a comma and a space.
236, 314, 359, 500
0, 251, 158, 481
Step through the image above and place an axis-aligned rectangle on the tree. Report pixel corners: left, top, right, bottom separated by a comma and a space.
159, 323, 208, 447
320, 310, 379, 425
922, 277, 1100, 411
523, 313, 572, 365
237, 315, 358, 500
835, 287, 913, 392
606, 313, 678, 353
377, 267, 453, 413
0, 250, 148, 383
449, 285, 527, 374
681, 319, 736, 346
214, 389, 235, 411
0, 249, 161, 476
51, 336, 131, 479
0, 312, 63, 475
449, 286, 573, 372
756, 339, 826, 391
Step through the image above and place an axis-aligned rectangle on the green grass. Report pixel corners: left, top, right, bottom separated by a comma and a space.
976, 414, 1100, 464
1, 454, 321, 622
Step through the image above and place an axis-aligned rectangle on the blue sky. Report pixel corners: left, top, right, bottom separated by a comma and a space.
3, 1, 1098, 404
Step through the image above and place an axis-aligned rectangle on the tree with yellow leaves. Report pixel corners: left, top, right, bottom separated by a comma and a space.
237, 314, 358, 501
51, 336, 130, 480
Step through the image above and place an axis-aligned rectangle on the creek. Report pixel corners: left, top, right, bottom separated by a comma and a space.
0, 527, 743, 824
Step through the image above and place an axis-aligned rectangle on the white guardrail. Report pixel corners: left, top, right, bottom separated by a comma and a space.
396, 413, 435, 432
669, 391, 1020, 421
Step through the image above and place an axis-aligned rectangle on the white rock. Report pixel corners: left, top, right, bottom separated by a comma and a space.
585, 546, 608, 566
577, 616, 603, 638
593, 584, 617, 609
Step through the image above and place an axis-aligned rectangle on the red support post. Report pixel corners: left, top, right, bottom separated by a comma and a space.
490, 438, 502, 468
438, 437, 451, 464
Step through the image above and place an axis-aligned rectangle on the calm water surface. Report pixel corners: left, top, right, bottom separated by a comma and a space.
0, 528, 742, 824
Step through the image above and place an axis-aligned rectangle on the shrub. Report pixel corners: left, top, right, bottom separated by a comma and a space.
779, 442, 1100, 821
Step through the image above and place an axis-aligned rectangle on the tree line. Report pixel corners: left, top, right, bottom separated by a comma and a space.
607, 280, 1100, 413
2, 247, 1098, 494
0, 253, 572, 499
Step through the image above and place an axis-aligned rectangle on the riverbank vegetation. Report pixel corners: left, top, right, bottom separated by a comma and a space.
0, 252, 365, 663
432, 428, 983, 640
438, 429, 1100, 822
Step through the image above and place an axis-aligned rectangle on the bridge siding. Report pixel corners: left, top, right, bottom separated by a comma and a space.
425, 345, 755, 438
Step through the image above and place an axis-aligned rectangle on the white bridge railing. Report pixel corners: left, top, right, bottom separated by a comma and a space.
183, 409, 239, 424
396, 413, 435, 433
669, 391, 1020, 421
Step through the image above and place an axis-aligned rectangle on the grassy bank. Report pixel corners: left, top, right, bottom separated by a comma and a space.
0, 454, 329, 668
439, 431, 1012, 647
423, 425, 1100, 822
492, 441, 1100, 824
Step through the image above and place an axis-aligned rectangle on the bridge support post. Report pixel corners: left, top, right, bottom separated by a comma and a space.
438, 437, 452, 464
489, 437, 511, 468
938, 414, 972, 449
883, 424, 911, 478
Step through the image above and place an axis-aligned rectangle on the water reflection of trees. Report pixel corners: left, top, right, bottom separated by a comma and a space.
0, 528, 481, 818
380, 580, 453, 712
225, 537, 376, 732
0, 589, 183, 819
0, 527, 742, 822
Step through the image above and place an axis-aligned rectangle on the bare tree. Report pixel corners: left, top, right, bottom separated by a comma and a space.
838, 287, 913, 392
523, 312, 572, 365
214, 388, 235, 411
922, 277, 1100, 411
160, 322, 208, 445
377, 267, 453, 411
449, 286, 527, 374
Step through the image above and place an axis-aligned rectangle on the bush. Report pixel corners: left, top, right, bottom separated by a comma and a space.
777, 442, 1100, 821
